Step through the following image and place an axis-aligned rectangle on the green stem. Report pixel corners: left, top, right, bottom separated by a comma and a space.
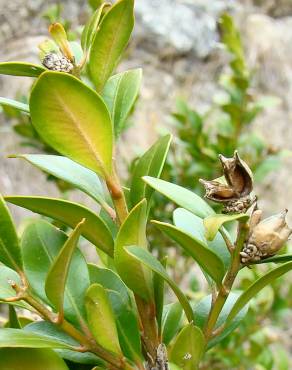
204, 221, 249, 341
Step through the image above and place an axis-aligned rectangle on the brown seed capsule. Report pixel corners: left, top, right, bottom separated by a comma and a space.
200, 151, 254, 213
241, 210, 292, 264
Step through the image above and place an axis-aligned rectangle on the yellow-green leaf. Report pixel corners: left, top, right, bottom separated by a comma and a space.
89, 0, 134, 91
204, 213, 249, 241
45, 219, 85, 317
0, 62, 45, 77
85, 284, 122, 355
29, 71, 113, 178
114, 200, 153, 301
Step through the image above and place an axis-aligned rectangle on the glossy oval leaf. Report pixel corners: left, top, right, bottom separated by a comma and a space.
169, 324, 205, 370
152, 221, 225, 285
45, 219, 85, 317
114, 200, 153, 301
89, 0, 135, 91
88, 264, 142, 363
130, 135, 172, 208
5, 196, 114, 256
173, 208, 231, 270
126, 246, 194, 322
29, 71, 113, 177
194, 292, 248, 349
227, 261, 292, 323
85, 283, 122, 355
204, 213, 249, 241
143, 177, 214, 218
0, 328, 72, 349
25, 321, 103, 365
0, 62, 45, 77
0, 348, 69, 370
21, 220, 90, 325
102, 68, 142, 137
12, 155, 111, 213
0, 97, 29, 113
162, 302, 184, 345
0, 195, 22, 272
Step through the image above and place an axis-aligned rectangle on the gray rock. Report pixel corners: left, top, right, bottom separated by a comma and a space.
134, 0, 235, 57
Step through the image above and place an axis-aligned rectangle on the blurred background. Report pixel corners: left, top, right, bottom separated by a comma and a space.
1, 0, 292, 369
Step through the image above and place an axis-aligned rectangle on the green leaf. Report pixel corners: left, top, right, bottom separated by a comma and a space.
162, 302, 183, 345
251, 254, 292, 264
0, 62, 45, 77
89, 0, 135, 91
0, 195, 22, 272
6, 196, 114, 256
81, 3, 110, 53
21, 220, 90, 325
194, 292, 248, 349
0, 328, 72, 349
173, 208, 231, 271
154, 256, 167, 332
143, 177, 214, 218
227, 262, 292, 323
88, 264, 142, 362
12, 155, 111, 212
0, 97, 29, 113
126, 246, 194, 322
45, 219, 85, 317
85, 283, 122, 355
0, 348, 69, 370
8, 306, 21, 329
169, 324, 205, 370
114, 200, 153, 301
152, 221, 225, 285
29, 72, 113, 178
204, 213, 249, 241
130, 135, 172, 208
25, 321, 103, 365
102, 69, 142, 137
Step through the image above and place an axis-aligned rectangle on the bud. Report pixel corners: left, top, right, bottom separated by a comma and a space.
200, 151, 254, 213
240, 210, 292, 264
42, 53, 74, 73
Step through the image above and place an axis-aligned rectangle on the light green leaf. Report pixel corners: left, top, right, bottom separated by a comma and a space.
0, 195, 22, 272
204, 213, 249, 241
227, 262, 292, 323
143, 177, 214, 218
114, 200, 153, 301
85, 283, 122, 355
194, 292, 248, 349
126, 246, 194, 322
169, 324, 205, 370
162, 302, 183, 345
81, 3, 110, 53
0, 328, 72, 349
5, 196, 114, 256
45, 219, 85, 317
102, 69, 142, 137
29, 71, 113, 177
21, 220, 90, 325
0, 97, 29, 113
25, 321, 103, 365
0, 348, 69, 370
130, 135, 172, 208
173, 208, 231, 270
152, 221, 225, 285
89, 0, 135, 91
88, 264, 142, 363
12, 155, 111, 213
251, 254, 292, 264
0, 62, 45, 77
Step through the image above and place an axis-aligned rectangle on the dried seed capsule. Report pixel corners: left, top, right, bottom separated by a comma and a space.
241, 210, 292, 264
42, 53, 73, 73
